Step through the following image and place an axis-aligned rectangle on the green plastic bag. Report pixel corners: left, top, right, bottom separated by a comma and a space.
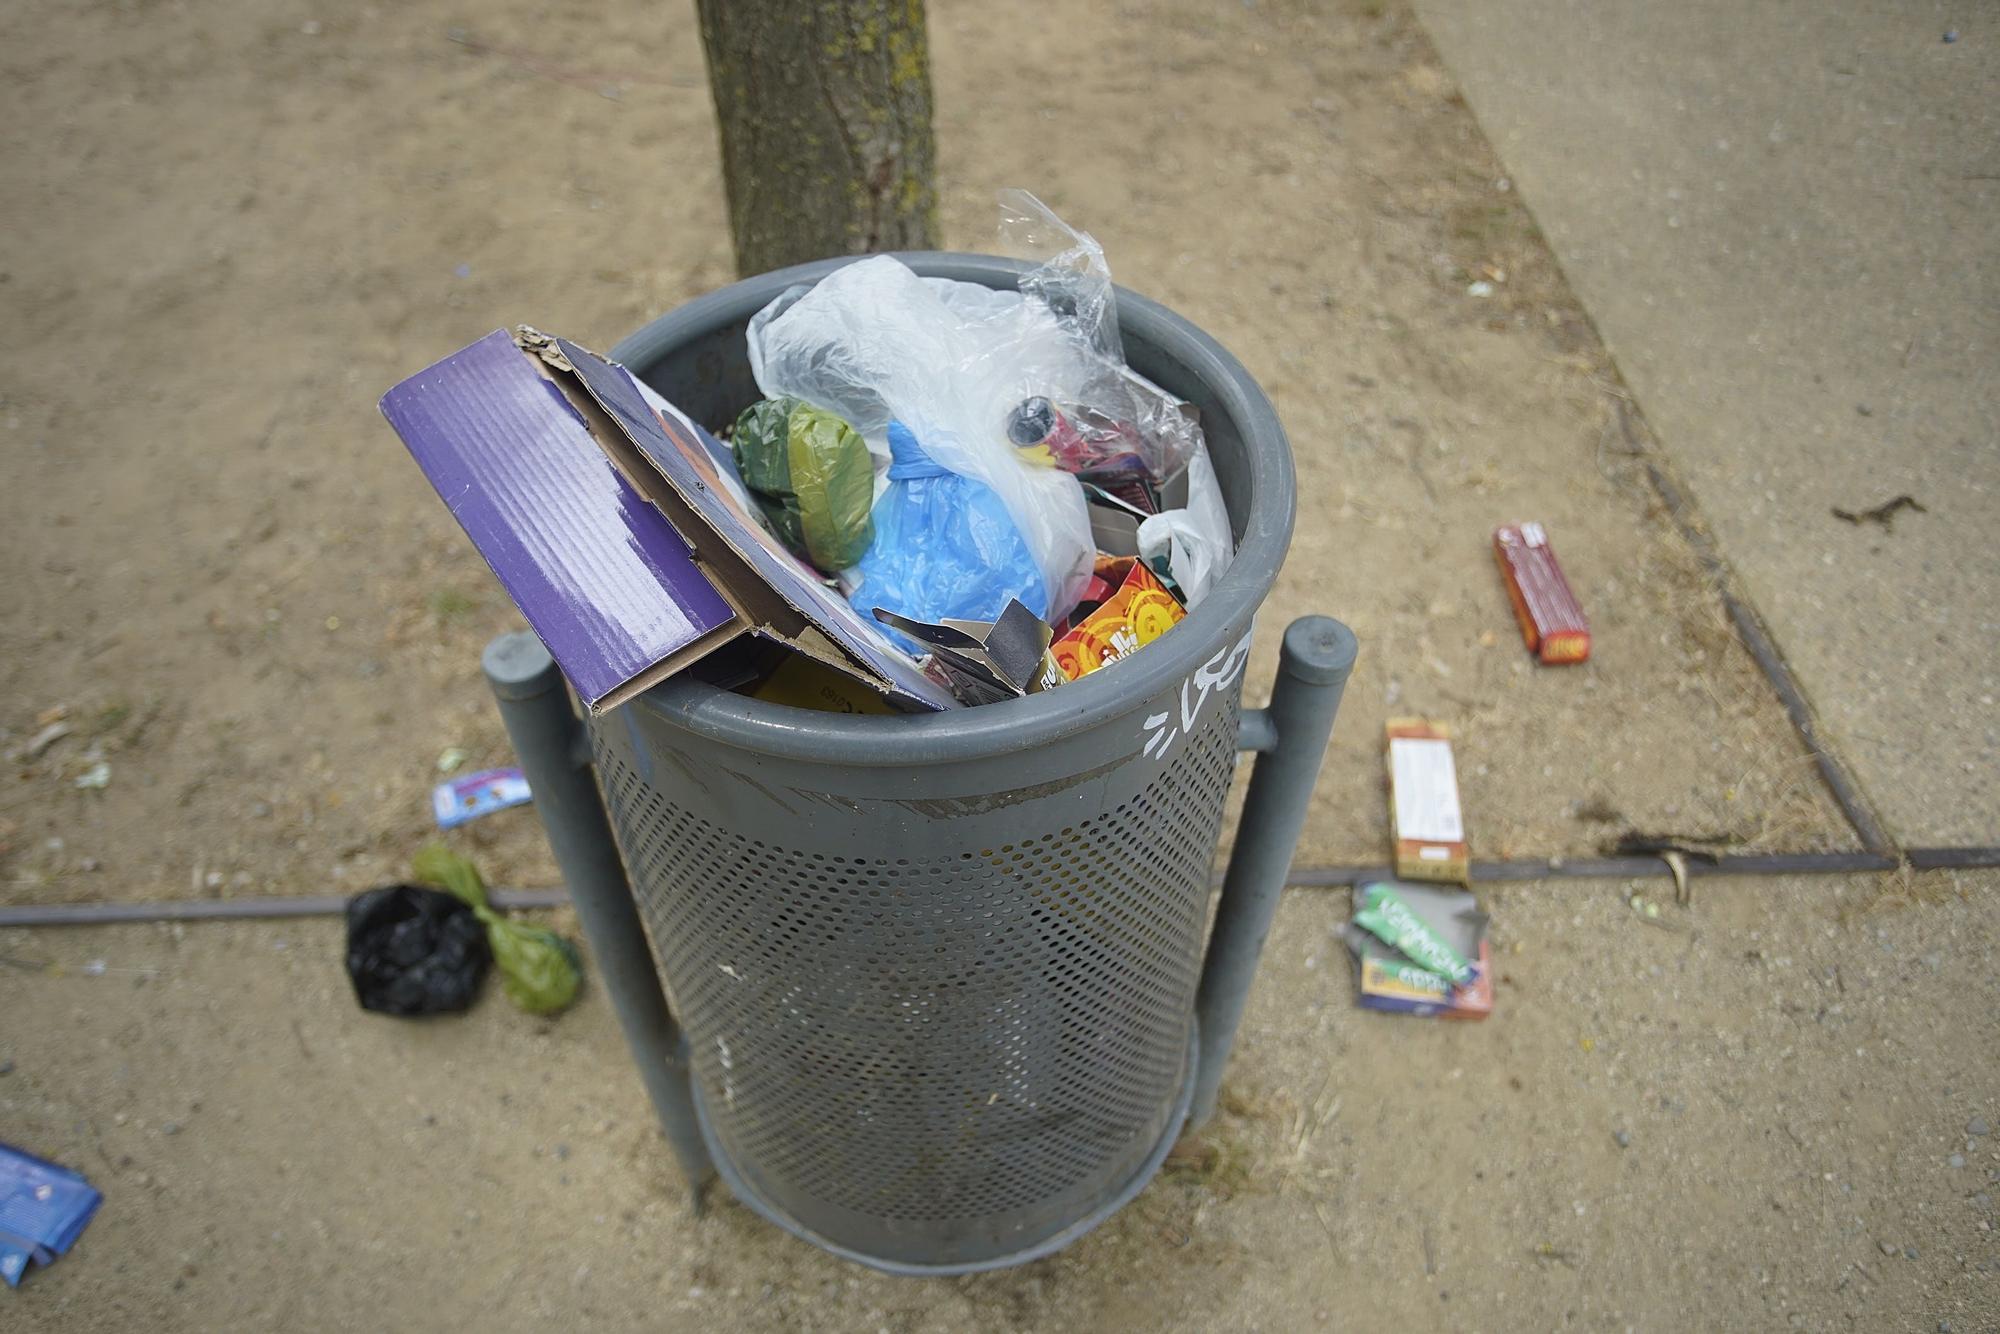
413, 844, 582, 1015
731, 397, 875, 572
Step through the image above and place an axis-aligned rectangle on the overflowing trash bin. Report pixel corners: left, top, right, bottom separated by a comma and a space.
384, 199, 1356, 1273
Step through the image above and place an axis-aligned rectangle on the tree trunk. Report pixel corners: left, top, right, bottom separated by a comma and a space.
696, 0, 942, 277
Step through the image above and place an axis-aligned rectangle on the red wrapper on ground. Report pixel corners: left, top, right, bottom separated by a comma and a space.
1494, 522, 1590, 664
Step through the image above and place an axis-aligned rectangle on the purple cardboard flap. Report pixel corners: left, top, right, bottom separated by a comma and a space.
381, 329, 744, 711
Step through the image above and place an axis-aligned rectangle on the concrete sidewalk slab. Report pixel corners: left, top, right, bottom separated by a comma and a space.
1413, 0, 1999, 844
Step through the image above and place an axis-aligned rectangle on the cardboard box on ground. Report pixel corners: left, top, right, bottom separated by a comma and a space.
1385, 718, 1470, 883
1343, 882, 1494, 1021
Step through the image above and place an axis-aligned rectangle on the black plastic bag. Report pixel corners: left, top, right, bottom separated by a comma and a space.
345, 884, 492, 1016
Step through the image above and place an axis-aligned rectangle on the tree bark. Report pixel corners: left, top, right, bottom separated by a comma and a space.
696, 0, 942, 276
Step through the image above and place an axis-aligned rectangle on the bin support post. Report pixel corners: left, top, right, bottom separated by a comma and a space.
482, 633, 714, 1200
1192, 616, 1358, 1128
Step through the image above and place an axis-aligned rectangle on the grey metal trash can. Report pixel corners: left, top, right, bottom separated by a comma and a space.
485, 254, 1355, 1275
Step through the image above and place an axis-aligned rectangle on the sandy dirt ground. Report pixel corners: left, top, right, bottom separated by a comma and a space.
5, 874, 1997, 1330
0, 0, 1855, 907
1, 0, 1994, 1328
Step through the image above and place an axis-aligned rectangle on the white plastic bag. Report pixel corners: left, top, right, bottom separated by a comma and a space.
1000, 190, 1234, 606
997, 187, 1121, 361
1137, 443, 1234, 607
998, 191, 1201, 485
744, 194, 1239, 625
747, 255, 1097, 619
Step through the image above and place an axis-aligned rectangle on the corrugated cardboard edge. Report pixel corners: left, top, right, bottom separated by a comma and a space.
590, 621, 747, 713
383, 328, 750, 715
546, 335, 955, 713
503, 342, 756, 712
529, 346, 913, 713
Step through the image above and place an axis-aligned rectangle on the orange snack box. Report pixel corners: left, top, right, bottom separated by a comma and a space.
1050, 559, 1185, 682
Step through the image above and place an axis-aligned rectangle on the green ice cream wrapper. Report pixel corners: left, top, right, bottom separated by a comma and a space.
1354, 882, 1474, 986
1370, 953, 1453, 995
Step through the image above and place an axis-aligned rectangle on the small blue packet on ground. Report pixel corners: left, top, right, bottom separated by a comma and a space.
431, 767, 532, 829
0, 1144, 102, 1287
848, 421, 1046, 653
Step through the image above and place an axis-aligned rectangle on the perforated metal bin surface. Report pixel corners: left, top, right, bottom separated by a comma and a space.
592, 654, 1246, 1269
598, 253, 1296, 1272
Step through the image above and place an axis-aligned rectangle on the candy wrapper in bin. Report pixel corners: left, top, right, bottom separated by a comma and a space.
1050, 556, 1187, 681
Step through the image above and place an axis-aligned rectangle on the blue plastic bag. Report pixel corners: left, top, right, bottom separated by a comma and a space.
0, 1143, 102, 1287
849, 422, 1046, 652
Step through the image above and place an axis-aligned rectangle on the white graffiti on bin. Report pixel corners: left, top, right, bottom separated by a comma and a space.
1142, 629, 1254, 760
